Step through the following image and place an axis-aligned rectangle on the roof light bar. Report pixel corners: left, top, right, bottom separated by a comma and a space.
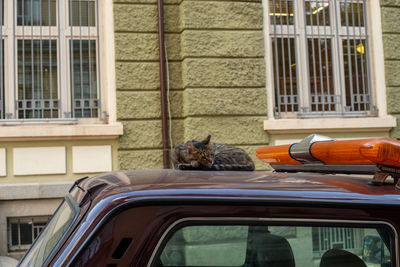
257, 134, 400, 167
256, 135, 400, 187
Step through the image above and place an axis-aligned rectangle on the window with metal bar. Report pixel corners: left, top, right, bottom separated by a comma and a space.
8, 216, 50, 251
0, 0, 101, 120
268, 0, 375, 118
312, 227, 360, 253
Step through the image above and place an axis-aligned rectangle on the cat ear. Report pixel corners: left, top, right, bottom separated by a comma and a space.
186, 142, 193, 153
203, 135, 211, 145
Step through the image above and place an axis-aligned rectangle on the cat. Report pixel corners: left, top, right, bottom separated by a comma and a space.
172, 135, 255, 171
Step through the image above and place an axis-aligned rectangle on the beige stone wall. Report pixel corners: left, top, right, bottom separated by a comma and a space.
0, 139, 119, 184
114, 0, 268, 170
381, 0, 400, 137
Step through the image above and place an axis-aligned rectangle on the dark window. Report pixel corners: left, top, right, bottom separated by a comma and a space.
152, 223, 394, 267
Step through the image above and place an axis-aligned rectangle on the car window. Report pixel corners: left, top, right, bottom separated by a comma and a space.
19, 200, 77, 267
153, 223, 395, 267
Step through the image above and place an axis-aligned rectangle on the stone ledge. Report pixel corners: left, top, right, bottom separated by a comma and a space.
264, 116, 397, 134
0, 182, 73, 200
0, 123, 124, 141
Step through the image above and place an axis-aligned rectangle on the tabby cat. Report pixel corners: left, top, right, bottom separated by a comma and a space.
172, 135, 255, 171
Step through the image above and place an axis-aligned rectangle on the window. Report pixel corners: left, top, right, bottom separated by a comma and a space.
7, 216, 50, 251
312, 227, 359, 253
267, 0, 376, 118
0, 0, 101, 120
152, 223, 395, 267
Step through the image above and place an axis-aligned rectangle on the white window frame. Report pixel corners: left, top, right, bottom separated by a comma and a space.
0, 0, 122, 140
262, 0, 396, 134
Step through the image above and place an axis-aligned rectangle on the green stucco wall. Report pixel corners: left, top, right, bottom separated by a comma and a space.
381, 0, 400, 137
114, 0, 268, 170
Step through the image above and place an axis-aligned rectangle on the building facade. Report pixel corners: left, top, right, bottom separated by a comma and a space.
0, 0, 399, 260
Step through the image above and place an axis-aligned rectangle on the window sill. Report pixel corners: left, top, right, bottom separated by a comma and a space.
263, 116, 397, 134
0, 181, 73, 200
0, 122, 123, 141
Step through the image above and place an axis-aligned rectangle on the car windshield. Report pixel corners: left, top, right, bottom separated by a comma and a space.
19, 198, 77, 267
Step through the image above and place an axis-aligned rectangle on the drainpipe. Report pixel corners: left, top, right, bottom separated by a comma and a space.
157, 0, 170, 169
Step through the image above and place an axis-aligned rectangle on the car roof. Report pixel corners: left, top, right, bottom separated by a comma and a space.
74, 169, 400, 208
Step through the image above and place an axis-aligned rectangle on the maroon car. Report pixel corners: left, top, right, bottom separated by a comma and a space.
16, 169, 399, 267
17, 136, 400, 267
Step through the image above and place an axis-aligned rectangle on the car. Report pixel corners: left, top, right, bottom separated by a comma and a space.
18, 135, 400, 267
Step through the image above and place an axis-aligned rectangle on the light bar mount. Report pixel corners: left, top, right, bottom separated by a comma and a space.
289, 134, 334, 164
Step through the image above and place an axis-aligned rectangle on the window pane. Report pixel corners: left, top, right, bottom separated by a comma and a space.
307, 38, 336, 112
11, 223, 19, 246
70, 0, 96, 26
33, 222, 47, 239
342, 39, 370, 112
160, 225, 248, 266
340, 2, 364, 27
17, 0, 57, 26
156, 224, 394, 267
272, 37, 298, 113
305, 0, 330, 26
20, 223, 33, 245
70, 39, 98, 118
18, 39, 58, 119
269, 0, 294, 25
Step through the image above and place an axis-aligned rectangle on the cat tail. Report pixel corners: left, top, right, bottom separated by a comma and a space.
210, 163, 255, 171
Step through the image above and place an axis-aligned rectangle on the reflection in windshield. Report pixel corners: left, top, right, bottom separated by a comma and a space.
19, 200, 76, 267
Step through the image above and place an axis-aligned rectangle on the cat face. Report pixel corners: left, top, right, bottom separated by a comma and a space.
186, 135, 214, 167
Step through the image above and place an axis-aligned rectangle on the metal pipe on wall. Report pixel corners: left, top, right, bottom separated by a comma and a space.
157, 0, 170, 169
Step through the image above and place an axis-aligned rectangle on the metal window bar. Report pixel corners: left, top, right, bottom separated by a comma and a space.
70, 0, 99, 119
15, 0, 59, 119
270, 0, 299, 116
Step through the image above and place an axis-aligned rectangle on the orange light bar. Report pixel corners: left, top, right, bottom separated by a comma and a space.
310, 139, 377, 165
256, 137, 400, 168
360, 139, 400, 168
256, 144, 301, 165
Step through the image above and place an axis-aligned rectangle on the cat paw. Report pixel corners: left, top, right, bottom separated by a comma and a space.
190, 161, 199, 167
